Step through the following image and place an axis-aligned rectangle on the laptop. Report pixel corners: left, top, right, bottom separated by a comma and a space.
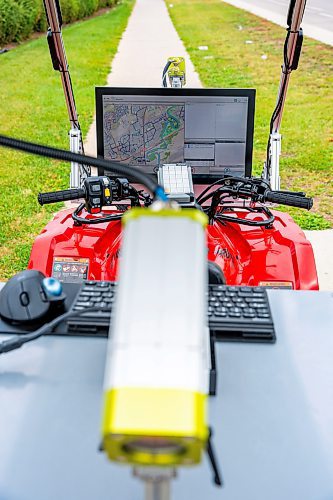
95, 87, 255, 183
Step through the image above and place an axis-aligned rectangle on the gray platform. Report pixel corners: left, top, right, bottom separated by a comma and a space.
0, 290, 333, 499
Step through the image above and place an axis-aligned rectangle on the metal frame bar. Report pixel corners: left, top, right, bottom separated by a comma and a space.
43, 0, 80, 130
266, 0, 307, 190
43, 0, 88, 188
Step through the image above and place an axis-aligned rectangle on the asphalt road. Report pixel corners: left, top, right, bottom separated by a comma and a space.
304, 0, 333, 31
251, 0, 333, 31
222, 0, 333, 45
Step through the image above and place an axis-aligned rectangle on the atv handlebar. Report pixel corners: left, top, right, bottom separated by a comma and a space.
203, 176, 314, 227
38, 175, 314, 229
264, 190, 313, 210
38, 176, 147, 224
38, 188, 85, 205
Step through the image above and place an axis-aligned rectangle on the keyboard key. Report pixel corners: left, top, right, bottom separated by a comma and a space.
91, 296, 102, 302
77, 295, 90, 302
76, 301, 91, 307
81, 291, 101, 297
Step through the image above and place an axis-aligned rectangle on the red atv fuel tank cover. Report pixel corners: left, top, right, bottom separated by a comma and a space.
28, 207, 318, 290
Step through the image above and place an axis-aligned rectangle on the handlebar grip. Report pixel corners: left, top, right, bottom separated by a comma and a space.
265, 191, 313, 210
38, 188, 85, 206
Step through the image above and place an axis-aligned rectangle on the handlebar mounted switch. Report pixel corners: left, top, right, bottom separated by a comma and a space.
115, 178, 131, 199
84, 176, 114, 214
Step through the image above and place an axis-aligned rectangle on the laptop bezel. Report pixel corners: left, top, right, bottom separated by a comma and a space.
95, 87, 256, 184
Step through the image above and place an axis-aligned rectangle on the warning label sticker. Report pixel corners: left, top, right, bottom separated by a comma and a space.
258, 281, 293, 289
52, 257, 89, 283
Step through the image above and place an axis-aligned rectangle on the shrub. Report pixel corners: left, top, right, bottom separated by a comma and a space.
0, 0, 21, 45
72, 0, 98, 19
0, 0, 117, 46
34, 10, 47, 33
16, 0, 42, 39
60, 0, 81, 23
98, 0, 117, 8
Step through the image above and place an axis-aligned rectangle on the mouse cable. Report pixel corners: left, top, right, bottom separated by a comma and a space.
0, 307, 111, 355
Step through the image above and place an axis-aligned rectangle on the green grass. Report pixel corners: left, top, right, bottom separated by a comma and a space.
167, 0, 333, 230
0, 1, 134, 279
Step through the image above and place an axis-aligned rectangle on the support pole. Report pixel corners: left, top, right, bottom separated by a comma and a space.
145, 478, 171, 500
134, 467, 176, 500
272, 0, 307, 134
43, 0, 88, 187
265, 0, 307, 190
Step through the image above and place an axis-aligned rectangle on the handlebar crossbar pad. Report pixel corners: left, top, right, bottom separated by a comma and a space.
38, 188, 85, 205
265, 191, 313, 210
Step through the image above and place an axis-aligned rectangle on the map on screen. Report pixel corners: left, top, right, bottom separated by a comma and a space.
103, 103, 185, 166
96, 88, 255, 180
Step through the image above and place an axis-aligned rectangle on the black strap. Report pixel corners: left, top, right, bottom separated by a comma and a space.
207, 427, 223, 487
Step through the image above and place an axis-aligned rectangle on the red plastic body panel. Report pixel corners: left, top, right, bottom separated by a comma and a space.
28, 206, 319, 290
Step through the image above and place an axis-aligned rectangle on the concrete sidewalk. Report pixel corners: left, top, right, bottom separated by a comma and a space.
305, 230, 333, 290
84, 0, 201, 157
84, 0, 332, 290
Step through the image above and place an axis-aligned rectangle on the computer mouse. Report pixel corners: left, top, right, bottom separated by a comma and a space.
0, 270, 64, 324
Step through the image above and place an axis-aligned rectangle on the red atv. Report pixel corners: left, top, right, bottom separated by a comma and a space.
1, 0, 318, 290
28, 173, 318, 290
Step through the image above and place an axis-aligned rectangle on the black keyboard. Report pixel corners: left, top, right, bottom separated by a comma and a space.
208, 285, 275, 342
66, 281, 116, 335
67, 281, 275, 343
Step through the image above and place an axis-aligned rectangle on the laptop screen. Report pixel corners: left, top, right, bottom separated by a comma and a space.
96, 87, 255, 182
